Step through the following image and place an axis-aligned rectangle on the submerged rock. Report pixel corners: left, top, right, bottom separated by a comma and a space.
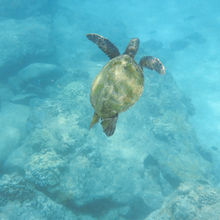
9, 63, 62, 94
0, 17, 54, 80
1, 68, 214, 219
144, 182, 220, 220
0, 173, 77, 219
10, 93, 37, 105
0, 83, 13, 103
25, 149, 65, 188
0, 103, 30, 165
14, 70, 211, 219
0, 173, 34, 207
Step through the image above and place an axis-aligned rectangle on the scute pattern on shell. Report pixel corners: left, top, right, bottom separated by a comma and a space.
90, 55, 144, 118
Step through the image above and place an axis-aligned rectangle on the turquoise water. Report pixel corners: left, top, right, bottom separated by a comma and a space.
0, 1, 220, 219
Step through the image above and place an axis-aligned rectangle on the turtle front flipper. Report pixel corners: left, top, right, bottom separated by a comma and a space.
86, 33, 120, 59
139, 56, 165, 74
123, 38, 139, 58
101, 114, 118, 137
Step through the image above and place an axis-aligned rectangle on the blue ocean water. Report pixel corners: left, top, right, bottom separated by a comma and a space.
0, 0, 220, 219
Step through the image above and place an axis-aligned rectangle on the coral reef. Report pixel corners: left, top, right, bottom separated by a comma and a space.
0, 173, 34, 207
0, 173, 77, 219
0, 1, 218, 219
2, 71, 211, 219
145, 182, 220, 220
25, 150, 65, 188
1, 68, 215, 220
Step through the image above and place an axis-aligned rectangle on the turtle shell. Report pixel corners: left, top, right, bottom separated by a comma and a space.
90, 54, 144, 118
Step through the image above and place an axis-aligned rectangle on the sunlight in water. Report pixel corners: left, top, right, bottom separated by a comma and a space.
0, 0, 219, 219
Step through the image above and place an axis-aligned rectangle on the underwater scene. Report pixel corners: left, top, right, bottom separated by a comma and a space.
0, 0, 220, 219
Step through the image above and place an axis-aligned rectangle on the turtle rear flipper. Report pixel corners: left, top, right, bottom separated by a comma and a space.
86, 33, 120, 59
101, 114, 118, 136
139, 56, 165, 74
123, 38, 139, 58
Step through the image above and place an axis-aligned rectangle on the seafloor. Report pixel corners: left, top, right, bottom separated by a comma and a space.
0, 1, 220, 220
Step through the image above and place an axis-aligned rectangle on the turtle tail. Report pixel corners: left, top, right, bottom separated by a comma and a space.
101, 114, 118, 137
90, 112, 100, 128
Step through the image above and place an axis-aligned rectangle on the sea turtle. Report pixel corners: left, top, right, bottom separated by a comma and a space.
87, 33, 165, 136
